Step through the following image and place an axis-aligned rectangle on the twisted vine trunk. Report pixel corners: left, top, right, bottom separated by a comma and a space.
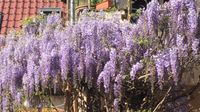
64, 82, 73, 112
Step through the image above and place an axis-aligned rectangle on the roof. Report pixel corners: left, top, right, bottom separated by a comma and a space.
0, 0, 67, 35
96, 0, 112, 10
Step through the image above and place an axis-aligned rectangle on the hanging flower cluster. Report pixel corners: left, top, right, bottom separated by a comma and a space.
0, 0, 199, 111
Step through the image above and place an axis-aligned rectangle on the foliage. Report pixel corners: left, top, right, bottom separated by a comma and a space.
22, 15, 45, 26
105, 6, 118, 12
0, 0, 200, 111
131, 8, 142, 23
91, 0, 101, 5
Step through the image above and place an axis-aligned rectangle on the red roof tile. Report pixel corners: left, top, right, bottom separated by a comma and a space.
2, 21, 8, 27
30, 0, 36, 3
17, 0, 23, 3
9, 9, 16, 14
57, 2, 63, 7
30, 3, 37, 8
15, 15, 22, 20
1, 27, 7, 34
23, 2, 30, 8
36, 0, 42, 3
50, 2, 57, 7
10, 2, 17, 8
7, 28, 14, 33
0, 4, 4, 11
4, 2, 10, 8
10, 0, 16, 3
0, 0, 67, 34
44, 3, 50, 7
17, 2, 23, 8
8, 15, 15, 21
37, 2, 43, 8
7, 20, 14, 28
43, 0, 49, 3
30, 8, 37, 14
16, 8, 23, 14
4, 0, 10, 3
24, 0, 29, 3
15, 27, 21, 31
3, 14, 9, 21
23, 9, 29, 14
14, 20, 22, 27
29, 13, 36, 17
3, 8, 9, 14
22, 14, 29, 18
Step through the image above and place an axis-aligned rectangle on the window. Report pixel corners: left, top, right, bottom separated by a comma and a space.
39, 8, 61, 16
0, 13, 3, 31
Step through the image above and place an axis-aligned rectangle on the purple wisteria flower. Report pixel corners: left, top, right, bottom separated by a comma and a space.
0, 1, 199, 110
16, 92, 22, 104
97, 48, 117, 93
146, 0, 159, 35
50, 47, 60, 76
113, 98, 119, 112
24, 24, 37, 35
0, 36, 5, 48
60, 44, 72, 81
154, 54, 165, 88
169, 47, 179, 85
109, 48, 117, 65
130, 61, 143, 80
85, 55, 96, 88
192, 38, 199, 55
188, 9, 197, 33
2, 97, 8, 111
114, 74, 122, 97
176, 34, 188, 57
169, 0, 182, 17
47, 13, 60, 25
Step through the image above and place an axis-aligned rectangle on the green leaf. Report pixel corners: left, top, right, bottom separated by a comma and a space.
137, 38, 149, 46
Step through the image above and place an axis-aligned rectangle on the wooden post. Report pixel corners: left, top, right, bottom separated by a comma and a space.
67, 0, 70, 21
127, 0, 131, 21
70, 0, 75, 24
88, 0, 91, 9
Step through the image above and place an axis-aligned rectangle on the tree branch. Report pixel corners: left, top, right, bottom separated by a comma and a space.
153, 87, 171, 112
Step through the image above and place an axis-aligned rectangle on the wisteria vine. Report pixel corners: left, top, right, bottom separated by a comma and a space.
0, 0, 200, 111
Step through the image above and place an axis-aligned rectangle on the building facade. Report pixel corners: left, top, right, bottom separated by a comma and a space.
0, 0, 67, 35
